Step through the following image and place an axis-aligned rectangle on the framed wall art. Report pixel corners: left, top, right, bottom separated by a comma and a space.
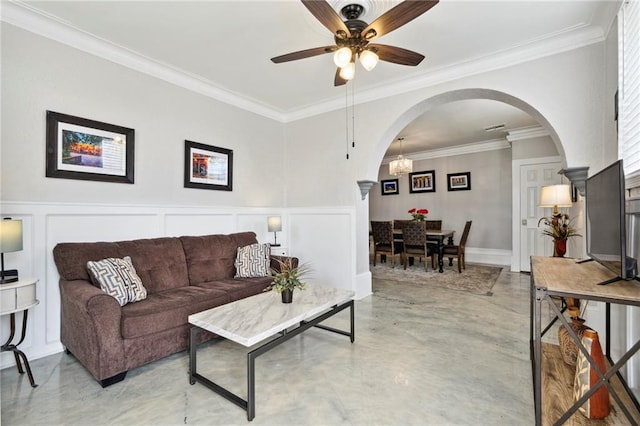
409, 170, 436, 193
447, 172, 471, 191
46, 111, 135, 184
381, 178, 399, 195
184, 140, 233, 191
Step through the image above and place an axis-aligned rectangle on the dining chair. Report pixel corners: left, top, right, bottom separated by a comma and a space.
402, 221, 434, 271
443, 221, 472, 273
371, 221, 403, 267
425, 220, 442, 230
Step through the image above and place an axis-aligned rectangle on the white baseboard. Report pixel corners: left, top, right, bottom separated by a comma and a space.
465, 247, 512, 267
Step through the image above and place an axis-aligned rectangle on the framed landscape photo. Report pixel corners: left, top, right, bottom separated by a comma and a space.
184, 140, 233, 191
409, 170, 436, 193
46, 111, 135, 184
381, 178, 399, 195
447, 172, 471, 191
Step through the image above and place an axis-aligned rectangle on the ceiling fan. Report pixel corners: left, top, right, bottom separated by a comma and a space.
271, 0, 439, 86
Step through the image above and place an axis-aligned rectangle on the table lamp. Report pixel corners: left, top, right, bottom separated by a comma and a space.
267, 216, 282, 247
0, 218, 23, 284
539, 184, 572, 216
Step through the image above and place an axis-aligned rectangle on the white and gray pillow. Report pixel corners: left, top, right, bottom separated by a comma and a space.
235, 243, 271, 278
87, 256, 147, 306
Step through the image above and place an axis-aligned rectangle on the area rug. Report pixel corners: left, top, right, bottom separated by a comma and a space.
370, 262, 502, 296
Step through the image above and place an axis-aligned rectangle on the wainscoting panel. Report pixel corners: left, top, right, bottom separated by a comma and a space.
0, 202, 355, 368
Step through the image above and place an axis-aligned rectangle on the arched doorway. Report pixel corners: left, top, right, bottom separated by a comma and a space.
358, 88, 568, 294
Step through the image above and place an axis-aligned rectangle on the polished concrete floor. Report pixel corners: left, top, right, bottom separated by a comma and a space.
1, 268, 537, 425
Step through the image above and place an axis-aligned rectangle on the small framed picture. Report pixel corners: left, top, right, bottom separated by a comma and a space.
381, 179, 399, 195
184, 140, 233, 191
46, 111, 135, 184
447, 172, 471, 191
409, 170, 435, 193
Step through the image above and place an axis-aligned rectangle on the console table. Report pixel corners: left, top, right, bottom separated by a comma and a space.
530, 257, 640, 425
0, 277, 39, 387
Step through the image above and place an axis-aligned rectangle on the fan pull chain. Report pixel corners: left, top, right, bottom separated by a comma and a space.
345, 83, 350, 159
351, 80, 355, 149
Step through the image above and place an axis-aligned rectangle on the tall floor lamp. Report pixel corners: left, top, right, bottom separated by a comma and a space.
0, 218, 23, 284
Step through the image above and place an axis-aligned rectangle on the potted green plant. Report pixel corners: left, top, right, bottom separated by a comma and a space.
268, 257, 312, 303
537, 213, 581, 257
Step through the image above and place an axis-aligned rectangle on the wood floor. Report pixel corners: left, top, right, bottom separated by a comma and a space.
542, 343, 640, 425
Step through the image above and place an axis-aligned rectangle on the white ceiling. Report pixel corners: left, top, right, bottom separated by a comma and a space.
4, 0, 621, 155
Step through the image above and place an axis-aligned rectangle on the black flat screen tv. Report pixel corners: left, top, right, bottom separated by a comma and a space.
585, 159, 637, 284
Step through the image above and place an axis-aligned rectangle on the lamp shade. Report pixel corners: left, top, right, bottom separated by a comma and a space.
359, 49, 379, 71
333, 47, 352, 68
267, 216, 282, 233
0, 219, 23, 253
539, 184, 572, 208
339, 62, 355, 80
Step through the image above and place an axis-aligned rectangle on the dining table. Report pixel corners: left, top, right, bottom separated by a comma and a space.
393, 229, 455, 273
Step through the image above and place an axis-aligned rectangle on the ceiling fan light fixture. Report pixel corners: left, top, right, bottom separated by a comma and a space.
339, 62, 356, 80
333, 47, 353, 68
359, 49, 378, 71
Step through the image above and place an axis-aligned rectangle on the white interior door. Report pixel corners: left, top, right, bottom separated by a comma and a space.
519, 161, 563, 272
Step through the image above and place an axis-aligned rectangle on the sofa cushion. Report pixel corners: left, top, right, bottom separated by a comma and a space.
120, 286, 230, 339
235, 243, 271, 278
54, 237, 190, 294
180, 232, 258, 284
193, 277, 273, 301
87, 256, 147, 306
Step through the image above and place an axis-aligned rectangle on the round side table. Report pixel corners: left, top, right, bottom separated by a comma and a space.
1, 277, 39, 387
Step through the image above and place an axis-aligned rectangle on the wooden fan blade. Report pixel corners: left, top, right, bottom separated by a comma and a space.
370, 44, 425, 66
334, 68, 347, 86
361, 0, 439, 41
271, 45, 337, 63
301, 0, 351, 37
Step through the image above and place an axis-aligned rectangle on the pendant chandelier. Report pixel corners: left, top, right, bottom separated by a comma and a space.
389, 137, 413, 176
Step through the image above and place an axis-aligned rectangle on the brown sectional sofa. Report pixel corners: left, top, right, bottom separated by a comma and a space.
53, 232, 292, 387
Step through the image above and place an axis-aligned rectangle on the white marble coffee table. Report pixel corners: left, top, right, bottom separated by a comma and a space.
188, 283, 355, 421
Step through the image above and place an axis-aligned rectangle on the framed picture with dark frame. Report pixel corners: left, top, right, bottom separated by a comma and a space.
381, 178, 399, 195
409, 170, 436, 193
447, 172, 471, 191
184, 140, 233, 191
45, 111, 135, 184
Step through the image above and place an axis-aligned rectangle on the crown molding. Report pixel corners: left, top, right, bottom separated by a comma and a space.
381, 138, 510, 165
1, 1, 287, 122
285, 24, 606, 122
2, 1, 609, 124
506, 126, 549, 142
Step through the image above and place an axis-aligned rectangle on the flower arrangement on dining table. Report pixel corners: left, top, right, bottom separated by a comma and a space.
408, 208, 429, 221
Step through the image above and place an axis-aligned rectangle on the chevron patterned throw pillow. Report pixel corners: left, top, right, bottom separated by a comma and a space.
87, 256, 148, 306
235, 243, 271, 278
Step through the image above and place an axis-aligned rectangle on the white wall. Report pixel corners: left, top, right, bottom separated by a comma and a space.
369, 147, 512, 253
1, 24, 285, 207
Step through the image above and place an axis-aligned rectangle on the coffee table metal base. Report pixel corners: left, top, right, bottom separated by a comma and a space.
189, 300, 354, 421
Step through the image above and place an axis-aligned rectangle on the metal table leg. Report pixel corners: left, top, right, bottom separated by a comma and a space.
1, 310, 37, 387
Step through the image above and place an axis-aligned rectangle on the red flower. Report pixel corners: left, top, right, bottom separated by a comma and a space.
408, 208, 416, 214
417, 209, 429, 215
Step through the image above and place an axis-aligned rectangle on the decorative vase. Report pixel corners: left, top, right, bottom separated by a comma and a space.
554, 239, 567, 257
558, 307, 589, 366
281, 289, 293, 304
573, 329, 610, 419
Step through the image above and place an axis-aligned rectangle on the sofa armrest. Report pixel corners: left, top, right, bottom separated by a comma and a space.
59, 279, 126, 382
269, 255, 299, 273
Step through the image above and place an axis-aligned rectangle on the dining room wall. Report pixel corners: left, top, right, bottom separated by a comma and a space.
369, 147, 512, 255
